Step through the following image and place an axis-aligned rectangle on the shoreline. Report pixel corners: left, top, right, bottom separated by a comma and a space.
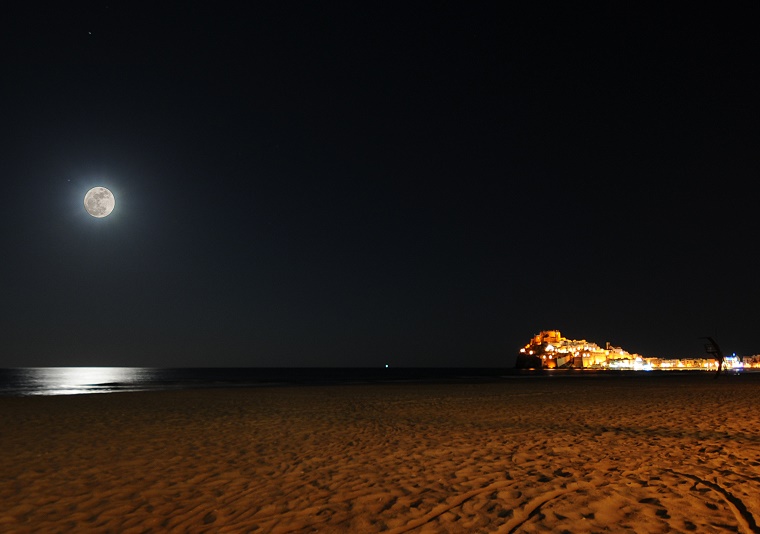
1, 366, 755, 397
2, 376, 759, 532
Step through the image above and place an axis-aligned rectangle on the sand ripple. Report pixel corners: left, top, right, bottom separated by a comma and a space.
2, 375, 760, 532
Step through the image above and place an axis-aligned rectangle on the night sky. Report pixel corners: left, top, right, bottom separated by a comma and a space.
2, 4, 759, 367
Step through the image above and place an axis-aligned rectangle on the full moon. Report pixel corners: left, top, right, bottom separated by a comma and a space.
83, 187, 115, 218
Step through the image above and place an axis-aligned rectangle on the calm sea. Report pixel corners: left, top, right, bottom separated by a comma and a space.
0, 367, 527, 396
0, 367, 740, 396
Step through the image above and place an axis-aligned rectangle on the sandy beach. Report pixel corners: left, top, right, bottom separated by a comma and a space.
1, 374, 759, 533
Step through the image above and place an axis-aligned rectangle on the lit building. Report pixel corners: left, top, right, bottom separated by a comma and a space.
517, 330, 751, 372
517, 330, 645, 370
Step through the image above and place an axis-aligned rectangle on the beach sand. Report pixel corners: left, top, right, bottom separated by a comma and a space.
1, 374, 759, 533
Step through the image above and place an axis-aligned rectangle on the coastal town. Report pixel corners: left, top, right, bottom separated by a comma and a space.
517, 330, 760, 371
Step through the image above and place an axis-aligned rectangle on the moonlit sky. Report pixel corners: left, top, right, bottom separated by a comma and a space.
2, 4, 759, 367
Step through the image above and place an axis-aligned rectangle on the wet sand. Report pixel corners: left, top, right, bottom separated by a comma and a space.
1, 373, 760, 532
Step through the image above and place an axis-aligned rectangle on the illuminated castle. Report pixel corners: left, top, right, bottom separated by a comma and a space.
516, 330, 754, 371
516, 330, 635, 369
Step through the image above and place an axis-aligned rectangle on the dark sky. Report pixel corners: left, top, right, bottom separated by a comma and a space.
2, 4, 759, 367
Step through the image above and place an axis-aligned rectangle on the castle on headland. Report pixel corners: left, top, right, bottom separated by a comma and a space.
516, 330, 754, 371
516, 330, 633, 369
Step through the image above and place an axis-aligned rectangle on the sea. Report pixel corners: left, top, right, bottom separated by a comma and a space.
0, 367, 519, 396
0, 367, 746, 397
